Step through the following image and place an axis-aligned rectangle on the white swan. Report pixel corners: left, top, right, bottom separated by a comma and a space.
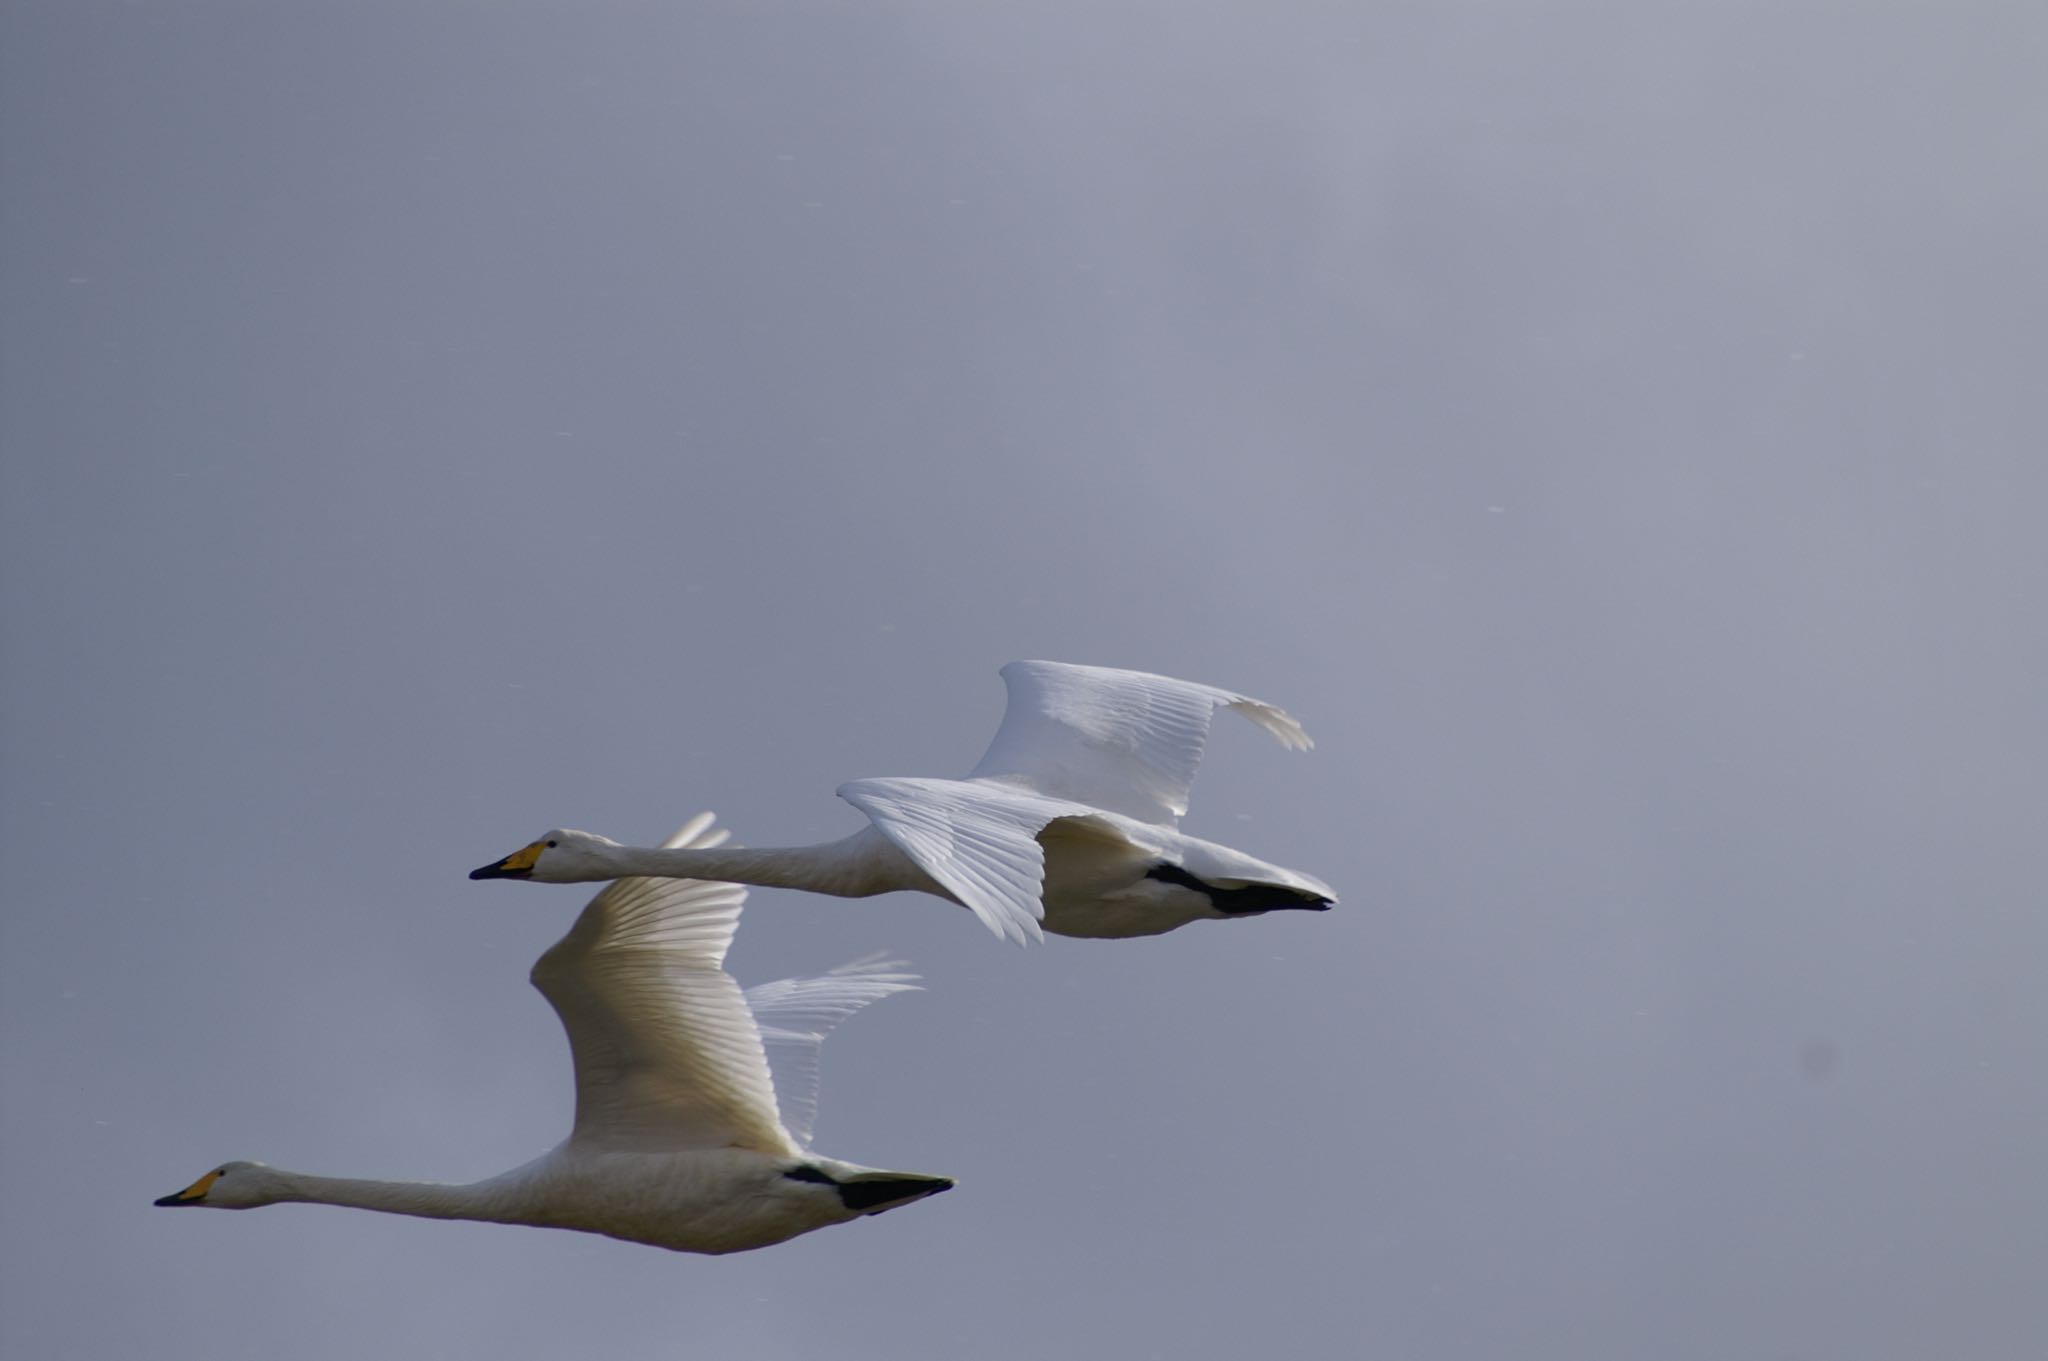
156, 815, 952, 1254
472, 660, 1335, 946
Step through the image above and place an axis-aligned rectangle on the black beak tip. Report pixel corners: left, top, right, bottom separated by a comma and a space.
467, 865, 496, 880
469, 862, 524, 881
154, 1193, 190, 1207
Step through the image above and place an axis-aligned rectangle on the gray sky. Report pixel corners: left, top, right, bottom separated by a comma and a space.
4, 4, 2044, 1358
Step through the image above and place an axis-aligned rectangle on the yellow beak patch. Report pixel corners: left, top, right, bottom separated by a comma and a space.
498, 841, 547, 873
169, 1169, 220, 1203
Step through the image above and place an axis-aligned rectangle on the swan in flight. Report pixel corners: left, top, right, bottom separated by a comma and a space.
157, 815, 953, 1254
473, 660, 1335, 946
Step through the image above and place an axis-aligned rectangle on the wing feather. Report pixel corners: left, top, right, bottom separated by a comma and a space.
837, 776, 1078, 946
745, 957, 920, 1149
966, 660, 1311, 825
530, 816, 796, 1156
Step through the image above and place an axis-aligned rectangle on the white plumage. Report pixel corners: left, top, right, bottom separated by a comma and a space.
156, 815, 952, 1254
474, 661, 1335, 945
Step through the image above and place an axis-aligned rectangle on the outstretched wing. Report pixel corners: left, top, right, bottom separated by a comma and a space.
966, 660, 1312, 825
530, 815, 797, 1157
744, 956, 920, 1150
839, 776, 1109, 946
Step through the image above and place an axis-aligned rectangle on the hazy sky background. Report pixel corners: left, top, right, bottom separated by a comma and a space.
4, 4, 2044, 1358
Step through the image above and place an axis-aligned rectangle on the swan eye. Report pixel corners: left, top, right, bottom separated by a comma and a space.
546, 840, 558, 848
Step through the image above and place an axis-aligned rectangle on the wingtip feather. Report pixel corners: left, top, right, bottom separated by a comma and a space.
1229, 698, 1314, 751
660, 812, 730, 851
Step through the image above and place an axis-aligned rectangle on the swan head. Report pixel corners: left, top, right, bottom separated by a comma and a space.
153, 1160, 287, 1210
468, 829, 626, 884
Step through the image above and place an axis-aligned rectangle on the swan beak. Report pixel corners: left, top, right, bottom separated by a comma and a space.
154, 1169, 219, 1207
470, 840, 545, 881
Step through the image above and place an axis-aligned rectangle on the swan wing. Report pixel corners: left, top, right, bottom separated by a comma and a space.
530, 815, 798, 1157
966, 660, 1312, 825
839, 776, 1099, 946
744, 956, 920, 1150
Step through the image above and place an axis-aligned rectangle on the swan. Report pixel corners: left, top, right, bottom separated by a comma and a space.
472, 660, 1335, 946
156, 815, 953, 1254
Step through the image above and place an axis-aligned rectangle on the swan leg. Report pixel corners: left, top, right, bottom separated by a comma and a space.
1142, 862, 1333, 915
783, 1164, 955, 1214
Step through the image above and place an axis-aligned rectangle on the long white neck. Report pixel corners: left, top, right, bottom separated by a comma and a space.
587, 828, 939, 899
262, 1169, 534, 1225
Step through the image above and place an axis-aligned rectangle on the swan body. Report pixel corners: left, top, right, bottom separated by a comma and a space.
473, 661, 1335, 945
158, 815, 952, 1254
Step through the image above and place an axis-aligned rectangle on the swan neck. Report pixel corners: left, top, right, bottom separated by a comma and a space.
604, 832, 910, 898
267, 1169, 529, 1224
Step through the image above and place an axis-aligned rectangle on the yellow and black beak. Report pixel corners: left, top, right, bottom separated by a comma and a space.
154, 1169, 220, 1207
469, 840, 545, 881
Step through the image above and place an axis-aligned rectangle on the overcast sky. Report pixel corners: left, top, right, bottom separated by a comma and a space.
4, 4, 2044, 1358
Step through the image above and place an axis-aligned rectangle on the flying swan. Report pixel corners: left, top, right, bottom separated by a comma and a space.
472, 660, 1335, 946
157, 814, 953, 1254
